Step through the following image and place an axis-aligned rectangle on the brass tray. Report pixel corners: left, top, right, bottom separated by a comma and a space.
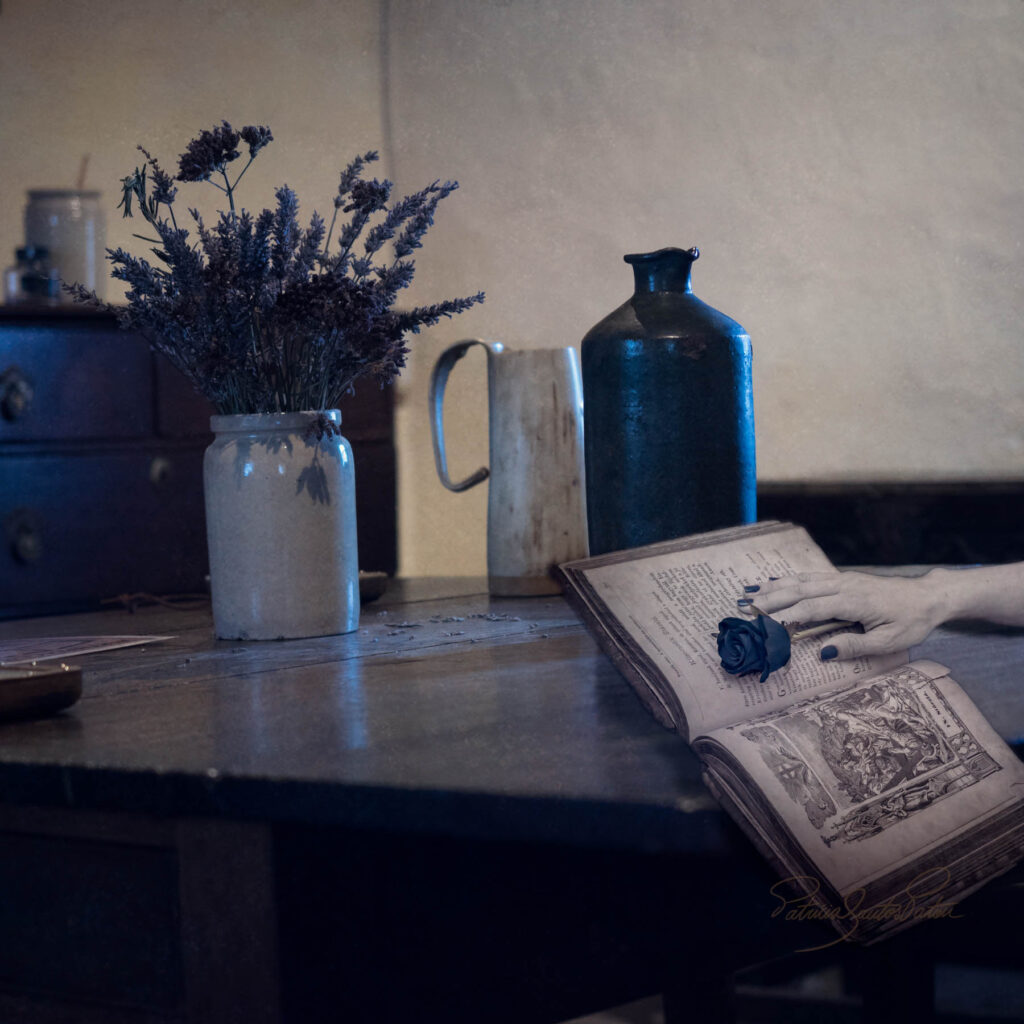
0, 664, 82, 721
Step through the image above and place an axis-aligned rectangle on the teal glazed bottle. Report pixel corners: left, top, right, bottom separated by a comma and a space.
581, 246, 755, 555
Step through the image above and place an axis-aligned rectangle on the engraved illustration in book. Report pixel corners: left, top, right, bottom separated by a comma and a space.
735, 666, 1000, 846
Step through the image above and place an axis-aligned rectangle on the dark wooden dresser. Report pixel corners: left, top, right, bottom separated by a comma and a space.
0, 308, 396, 619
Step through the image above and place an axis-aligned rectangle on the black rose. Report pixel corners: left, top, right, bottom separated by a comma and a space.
717, 614, 791, 683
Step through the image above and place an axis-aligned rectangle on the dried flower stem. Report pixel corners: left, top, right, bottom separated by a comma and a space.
70, 122, 484, 415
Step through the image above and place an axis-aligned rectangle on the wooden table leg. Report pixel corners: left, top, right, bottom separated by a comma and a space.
177, 819, 280, 1024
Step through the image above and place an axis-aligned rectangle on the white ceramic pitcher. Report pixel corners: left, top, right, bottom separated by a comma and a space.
429, 340, 589, 595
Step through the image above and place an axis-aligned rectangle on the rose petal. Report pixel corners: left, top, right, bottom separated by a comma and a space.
717, 613, 790, 682
717, 617, 768, 677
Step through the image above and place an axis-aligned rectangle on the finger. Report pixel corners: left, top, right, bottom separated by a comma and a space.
754, 572, 840, 597
819, 626, 902, 661
754, 589, 842, 619
750, 576, 841, 607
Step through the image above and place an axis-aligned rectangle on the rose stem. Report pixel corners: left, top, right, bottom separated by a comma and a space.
789, 620, 856, 642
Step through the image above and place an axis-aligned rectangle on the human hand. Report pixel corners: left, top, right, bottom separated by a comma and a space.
739, 570, 948, 661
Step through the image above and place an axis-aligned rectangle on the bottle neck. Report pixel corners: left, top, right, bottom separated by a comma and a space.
625, 246, 698, 295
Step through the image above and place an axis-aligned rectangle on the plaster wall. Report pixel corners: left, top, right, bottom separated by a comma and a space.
0, 0, 384, 308
385, 0, 1024, 576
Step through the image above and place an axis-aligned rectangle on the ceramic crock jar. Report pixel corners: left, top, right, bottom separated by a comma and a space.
203, 410, 360, 640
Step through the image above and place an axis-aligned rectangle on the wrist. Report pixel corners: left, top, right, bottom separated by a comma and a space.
921, 567, 961, 627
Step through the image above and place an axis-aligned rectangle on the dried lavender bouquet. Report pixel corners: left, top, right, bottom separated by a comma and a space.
71, 121, 484, 415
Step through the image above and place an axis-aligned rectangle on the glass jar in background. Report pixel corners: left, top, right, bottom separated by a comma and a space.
23, 190, 106, 300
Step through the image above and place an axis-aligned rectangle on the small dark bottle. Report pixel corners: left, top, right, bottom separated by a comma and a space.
581, 246, 756, 555
3, 246, 57, 306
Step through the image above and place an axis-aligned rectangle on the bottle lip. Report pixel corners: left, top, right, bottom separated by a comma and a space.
210, 409, 343, 433
624, 246, 700, 264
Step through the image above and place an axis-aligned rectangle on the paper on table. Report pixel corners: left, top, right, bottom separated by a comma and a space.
0, 636, 174, 666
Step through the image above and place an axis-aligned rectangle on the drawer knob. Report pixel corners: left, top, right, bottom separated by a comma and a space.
8, 513, 41, 564
149, 456, 174, 487
0, 367, 34, 422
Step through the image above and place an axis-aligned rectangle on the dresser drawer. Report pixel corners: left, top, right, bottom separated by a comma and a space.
0, 322, 152, 441
155, 352, 215, 438
1, 446, 208, 608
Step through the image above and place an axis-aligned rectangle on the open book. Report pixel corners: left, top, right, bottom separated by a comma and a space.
556, 521, 1024, 944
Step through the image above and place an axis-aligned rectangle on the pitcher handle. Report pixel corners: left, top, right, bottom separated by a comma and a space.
429, 339, 497, 492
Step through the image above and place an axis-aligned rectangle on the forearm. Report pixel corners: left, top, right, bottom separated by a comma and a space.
926, 563, 1024, 627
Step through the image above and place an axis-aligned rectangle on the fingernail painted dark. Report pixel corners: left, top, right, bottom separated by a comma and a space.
744, 585, 760, 593
821, 645, 837, 661
737, 598, 752, 607
769, 576, 780, 582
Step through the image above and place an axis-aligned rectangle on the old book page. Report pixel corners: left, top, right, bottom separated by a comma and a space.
577, 523, 904, 737
0, 635, 174, 665
703, 660, 1024, 895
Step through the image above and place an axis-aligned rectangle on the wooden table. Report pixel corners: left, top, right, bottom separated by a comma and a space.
0, 579, 1022, 1023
